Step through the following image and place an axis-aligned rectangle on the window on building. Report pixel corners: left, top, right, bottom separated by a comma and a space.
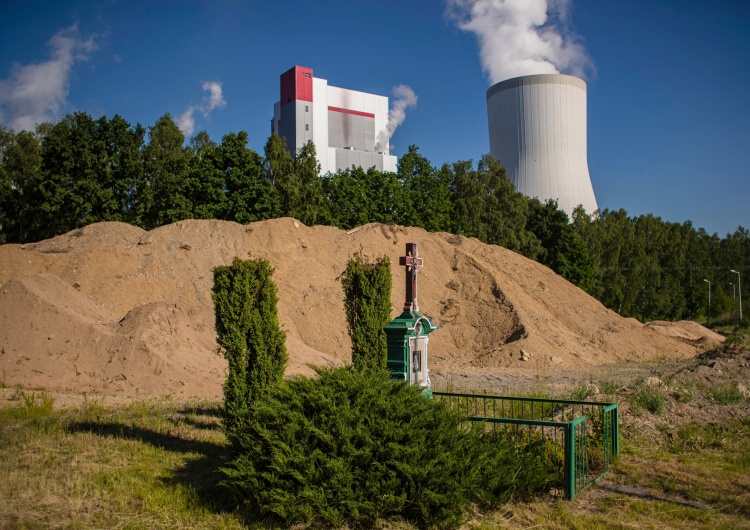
305, 124, 309, 131
305, 105, 309, 112
305, 73, 311, 78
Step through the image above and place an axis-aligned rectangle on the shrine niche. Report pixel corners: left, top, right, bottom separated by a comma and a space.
385, 243, 438, 396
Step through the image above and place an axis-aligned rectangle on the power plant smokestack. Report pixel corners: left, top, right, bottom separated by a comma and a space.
486, 73, 598, 217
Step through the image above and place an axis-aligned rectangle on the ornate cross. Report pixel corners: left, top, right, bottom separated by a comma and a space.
399, 243, 423, 312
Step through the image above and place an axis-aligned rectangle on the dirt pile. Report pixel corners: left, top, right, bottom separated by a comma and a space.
0, 219, 722, 399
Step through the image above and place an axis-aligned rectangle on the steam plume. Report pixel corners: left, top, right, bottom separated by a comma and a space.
374, 85, 418, 153
177, 81, 227, 137
446, 0, 592, 84
0, 25, 96, 131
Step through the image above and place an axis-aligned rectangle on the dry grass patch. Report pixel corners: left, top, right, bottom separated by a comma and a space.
0, 396, 243, 529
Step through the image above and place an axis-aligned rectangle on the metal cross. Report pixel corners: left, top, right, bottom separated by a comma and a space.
399, 243, 423, 312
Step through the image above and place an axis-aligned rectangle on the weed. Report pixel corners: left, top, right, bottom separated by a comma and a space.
674, 382, 695, 403
633, 385, 667, 415
724, 333, 747, 346
0, 390, 55, 424
598, 378, 622, 395
706, 384, 745, 405
569, 382, 597, 401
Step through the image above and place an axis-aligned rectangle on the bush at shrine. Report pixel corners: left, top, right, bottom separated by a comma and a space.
220, 366, 552, 528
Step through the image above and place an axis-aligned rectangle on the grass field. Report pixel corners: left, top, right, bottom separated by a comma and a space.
1, 375, 749, 529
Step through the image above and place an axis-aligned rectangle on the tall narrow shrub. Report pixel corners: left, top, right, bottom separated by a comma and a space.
212, 257, 287, 432
340, 252, 392, 370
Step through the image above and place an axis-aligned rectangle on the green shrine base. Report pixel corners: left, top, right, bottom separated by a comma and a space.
385, 310, 436, 384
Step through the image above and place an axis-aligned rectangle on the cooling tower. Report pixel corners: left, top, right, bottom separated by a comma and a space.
486, 74, 598, 217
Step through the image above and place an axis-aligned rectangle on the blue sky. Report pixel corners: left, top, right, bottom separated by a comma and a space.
1, 0, 748, 236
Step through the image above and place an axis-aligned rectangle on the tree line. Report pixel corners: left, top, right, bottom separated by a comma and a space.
0, 111, 747, 324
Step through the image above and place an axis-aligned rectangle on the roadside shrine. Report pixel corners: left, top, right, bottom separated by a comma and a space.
385, 243, 438, 396
385, 242, 620, 499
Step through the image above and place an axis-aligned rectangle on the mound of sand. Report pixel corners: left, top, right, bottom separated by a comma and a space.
644, 320, 726, 345
0, 219, 722, 398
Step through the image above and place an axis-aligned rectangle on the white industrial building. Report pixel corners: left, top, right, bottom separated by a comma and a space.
272, 66, 398, 175
486, 74, 598, 217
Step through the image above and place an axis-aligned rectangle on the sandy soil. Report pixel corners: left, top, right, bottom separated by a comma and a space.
0, 218, 724, 401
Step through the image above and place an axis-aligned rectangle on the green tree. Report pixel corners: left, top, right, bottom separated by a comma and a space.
139, 113, 192, 228
366, 167, 407, 225
219, 131, 279, 223
527, 199, 593, 291
264, 132, 296, 216
321, 166, 406, 229
320, 166, 370, 229
446, 155, 540, 258
340, 253, 392, 370
0, 127, 43, 242
185, 134, 226, 220
188, 129, 218, 156
98, 115, 146, 225
35, 113, 105, 237
398, 145, 453, 232
212, 257, 288, 433
292, 141, 323, 225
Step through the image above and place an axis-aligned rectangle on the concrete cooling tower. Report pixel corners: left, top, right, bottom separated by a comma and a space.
486, 74, 598, 217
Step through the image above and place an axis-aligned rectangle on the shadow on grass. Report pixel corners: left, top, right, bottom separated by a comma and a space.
68, 420, 239, 519
177, 405, 224, 418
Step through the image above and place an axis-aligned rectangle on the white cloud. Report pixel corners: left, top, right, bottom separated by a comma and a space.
177, 81, 227, 137
445, 0, 592, 84
0, 25, 96, 131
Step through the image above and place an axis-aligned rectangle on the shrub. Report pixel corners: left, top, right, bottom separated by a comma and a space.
598, 378, 622, 395
212, 257, 287, 434
221, 367, 551, 528
569, 382, 597, 400
340, 252, 392, 370
707, 384, 745, 405
634, 385, 667, 415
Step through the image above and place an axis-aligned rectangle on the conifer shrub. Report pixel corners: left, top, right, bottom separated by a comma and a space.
212, 257, 287, 434
340, 252, 392, 370
221, 367, 552, 529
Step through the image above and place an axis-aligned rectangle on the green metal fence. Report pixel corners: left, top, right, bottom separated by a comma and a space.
433, 392, 619, 500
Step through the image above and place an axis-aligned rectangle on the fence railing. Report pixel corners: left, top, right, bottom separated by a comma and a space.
433, 392, 619, 500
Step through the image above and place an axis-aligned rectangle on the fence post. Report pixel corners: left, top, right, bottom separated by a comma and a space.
564, 421, 576, 500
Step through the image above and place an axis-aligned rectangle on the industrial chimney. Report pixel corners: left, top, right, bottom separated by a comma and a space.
486, 74, 598, 218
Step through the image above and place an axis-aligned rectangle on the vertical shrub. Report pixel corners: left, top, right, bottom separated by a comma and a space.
212, 257, 287, 433
340, 252, 392, 370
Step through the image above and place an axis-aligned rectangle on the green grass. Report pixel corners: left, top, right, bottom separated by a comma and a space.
568, 382, 598, 401
2, 386, 749, 529
0, 398, 243, 529
597, 378, 622, 396
613, 420, 750, 517
469, 419, 750, 529
706, 383, 746, 405
632, 385, 667, 415
0, 390, 55, 422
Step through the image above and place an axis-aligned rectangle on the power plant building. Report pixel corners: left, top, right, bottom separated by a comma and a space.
486, 74, 598, 217
272, 66, 397, 175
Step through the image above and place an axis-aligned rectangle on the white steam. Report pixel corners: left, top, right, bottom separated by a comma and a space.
177, 81, 227, 137
0, 25, 96, 131
374, 84, 418, 153
446, 0, 592, 84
